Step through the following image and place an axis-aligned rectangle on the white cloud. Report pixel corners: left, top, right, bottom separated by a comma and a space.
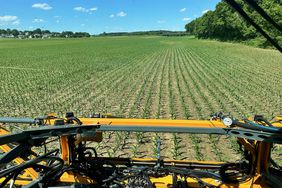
180, 8, 186, 12
109, 14, 115, 18
33, 18, 44, 23
89, 7, 98, 12
202, 9, 210, 14
74, 6, 98, 13
117, 11, 127, 17
0, 15, 17, 22
32, 3, 52, 10
0, 15, 20, 25
182, 17, 191, 21
74, 7, 87, 12
157, 20, 166, 24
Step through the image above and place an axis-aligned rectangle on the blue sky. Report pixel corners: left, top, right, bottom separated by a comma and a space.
0, 0, 221, 34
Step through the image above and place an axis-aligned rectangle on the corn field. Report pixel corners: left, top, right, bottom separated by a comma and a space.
0, 36, 281, 161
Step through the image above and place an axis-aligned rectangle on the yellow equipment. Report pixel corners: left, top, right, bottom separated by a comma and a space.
0, 112, 281, 187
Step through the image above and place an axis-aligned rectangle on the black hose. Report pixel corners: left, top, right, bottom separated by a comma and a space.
0, 149, 63, 187
86, 147, 98, 158
233, 120, 282, 133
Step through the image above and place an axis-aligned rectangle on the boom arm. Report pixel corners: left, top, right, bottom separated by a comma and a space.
0, 114, 281, 187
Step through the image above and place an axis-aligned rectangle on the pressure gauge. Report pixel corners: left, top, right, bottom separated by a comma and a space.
223, 117, 233, 127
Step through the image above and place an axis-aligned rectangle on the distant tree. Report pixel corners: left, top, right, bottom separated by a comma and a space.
0, 28, 90, 39
73, 32, 90, 38
0, 29, 7, 35
11, 29, 19, 36
51, 32, 61, 37
33, 28, 42, 35
61, 31, 74, 38
6, 29, 11, 35
42, 30, 51, 34
184, 0, 282, 47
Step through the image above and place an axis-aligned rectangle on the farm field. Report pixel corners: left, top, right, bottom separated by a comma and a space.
0, 36, 281, 161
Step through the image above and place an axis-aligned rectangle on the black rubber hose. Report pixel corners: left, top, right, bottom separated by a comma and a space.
233, 120, 282, 133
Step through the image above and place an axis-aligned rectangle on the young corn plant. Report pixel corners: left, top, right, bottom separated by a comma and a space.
130, 144, 139, 158
152, 134, 160, 158
106, 148, 114, 158
136, 132, 144, 144
172, 133, 182, 160
209, 135, 223, 161
105, 132, 124, 157
191, 135, 203, 161
156, 61, 166, 119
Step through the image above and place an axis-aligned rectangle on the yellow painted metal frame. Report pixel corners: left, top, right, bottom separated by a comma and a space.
81, 118, 227, 128
0, 116, 281, 187
0, 128, 38, 182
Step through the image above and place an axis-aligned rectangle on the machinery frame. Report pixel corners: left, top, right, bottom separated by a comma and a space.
0, 113, 281, 187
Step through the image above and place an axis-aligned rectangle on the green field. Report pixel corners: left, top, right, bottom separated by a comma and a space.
0, 36, 281, 160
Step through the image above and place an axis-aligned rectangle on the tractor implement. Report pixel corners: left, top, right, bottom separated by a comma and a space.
0, 113, 281, 187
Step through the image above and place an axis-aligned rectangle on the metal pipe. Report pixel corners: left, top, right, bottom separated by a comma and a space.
0, 117, 37, 124
98, 125, 226, 134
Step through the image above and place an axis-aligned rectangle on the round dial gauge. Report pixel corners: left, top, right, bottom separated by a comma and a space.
223, 117, 233, 127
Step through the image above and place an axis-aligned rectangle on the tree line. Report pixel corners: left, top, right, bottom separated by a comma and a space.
99, 30, 189, 37
0, 28, 90, 38
185, 0, 282, 48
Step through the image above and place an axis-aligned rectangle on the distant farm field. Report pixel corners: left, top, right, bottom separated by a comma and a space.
0, 37, 281, 160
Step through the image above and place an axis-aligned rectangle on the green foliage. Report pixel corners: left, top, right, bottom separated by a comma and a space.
152, 134, 160, 158
172, 133, 182, 160
185, 0, 282, 48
